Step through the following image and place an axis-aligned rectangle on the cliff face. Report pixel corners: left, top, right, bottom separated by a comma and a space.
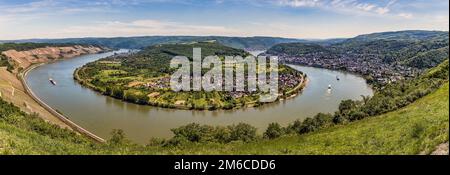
1, 45, 103, 69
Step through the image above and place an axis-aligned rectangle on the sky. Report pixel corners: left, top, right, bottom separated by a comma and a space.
0, 0, 448, 40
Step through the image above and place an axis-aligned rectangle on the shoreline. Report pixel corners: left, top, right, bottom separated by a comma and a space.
19, 59, 106, 143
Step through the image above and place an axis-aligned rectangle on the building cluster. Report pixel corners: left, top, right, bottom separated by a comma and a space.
279, 73, 302, 90
277, 53, 420, 85
143, 77, 171, 89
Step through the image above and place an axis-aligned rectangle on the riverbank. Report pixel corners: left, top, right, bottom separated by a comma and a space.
0, 45, 106, 142
20, 63, 105, 142
0, 67, 69, 128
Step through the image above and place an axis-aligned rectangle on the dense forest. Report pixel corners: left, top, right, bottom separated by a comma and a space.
266, 43, 333, 57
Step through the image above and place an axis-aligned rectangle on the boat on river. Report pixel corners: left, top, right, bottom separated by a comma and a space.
49, 78, 56, 85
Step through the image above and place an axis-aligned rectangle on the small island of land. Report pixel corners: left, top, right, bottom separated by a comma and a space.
75, 42, 307, 110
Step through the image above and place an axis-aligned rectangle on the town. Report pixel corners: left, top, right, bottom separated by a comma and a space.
273, 53, 422, 86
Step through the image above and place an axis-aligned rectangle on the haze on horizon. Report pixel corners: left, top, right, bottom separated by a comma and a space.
0, 0, 448, 40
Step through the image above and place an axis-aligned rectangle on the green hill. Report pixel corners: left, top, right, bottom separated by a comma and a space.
266, 43, 332, 57
349, 30, 448, 42
267, 30, 449, 69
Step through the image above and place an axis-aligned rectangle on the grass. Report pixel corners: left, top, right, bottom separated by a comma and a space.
1, 82, 448, 155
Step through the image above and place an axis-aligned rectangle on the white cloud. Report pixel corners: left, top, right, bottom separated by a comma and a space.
1, 0, 57, 13
0, 0, 448, 40
274, 0, 401, 17
397, 13, 413, 19
46, 20, 241, 38
356, 3, 376, 12
374, 0, 396, 15
277, 0, 321, 7
375, 7, 389, 15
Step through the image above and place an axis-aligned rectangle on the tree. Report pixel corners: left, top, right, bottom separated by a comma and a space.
171, 123, 214, 142
229, 123, 257, 142
109, 129, 128, 145
339, 100, 357, 114
264, 123, 284, 139
361, 95, 370, 105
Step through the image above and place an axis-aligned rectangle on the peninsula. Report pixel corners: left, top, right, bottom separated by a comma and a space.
75, 42, 306, 110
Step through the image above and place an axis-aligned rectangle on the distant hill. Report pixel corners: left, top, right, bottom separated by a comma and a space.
349, 30, 448, 42
266, 43, 332, 57
2, 36, 308, 50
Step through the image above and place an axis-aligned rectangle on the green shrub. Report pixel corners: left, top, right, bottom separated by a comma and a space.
228, 123, 257, 142
171, 123, 214, 142
296, 113, 334, 134
286, 120, 302, 134
411, 123, 425, 139
108, 129, 128, 145
212, 126, 232, 143
264, 123, 284, 139
147, 138, 167, 147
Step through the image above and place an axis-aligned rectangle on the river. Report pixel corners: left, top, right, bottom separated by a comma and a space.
25, 50, 373, 144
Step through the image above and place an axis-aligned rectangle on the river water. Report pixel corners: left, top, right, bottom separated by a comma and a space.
26, 50, 373, 144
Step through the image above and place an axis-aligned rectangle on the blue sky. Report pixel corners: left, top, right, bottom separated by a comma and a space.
0, 0, 448, 40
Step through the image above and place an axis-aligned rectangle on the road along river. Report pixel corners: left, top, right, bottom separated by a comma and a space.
25, 50, 373, 144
